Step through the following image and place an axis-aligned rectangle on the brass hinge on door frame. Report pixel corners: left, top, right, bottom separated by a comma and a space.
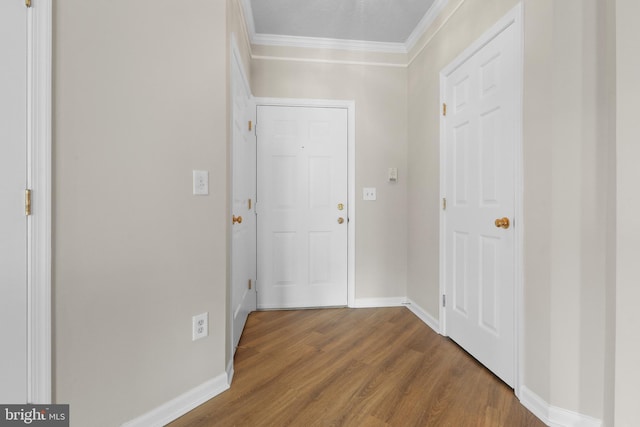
442, 294, 446, 308
442, 103, 447, 116
442, 197, 447, 210
248, 279, 252, 290
25, 0, 32, 7
248, 120, 252, 132
25, 189, 32, 216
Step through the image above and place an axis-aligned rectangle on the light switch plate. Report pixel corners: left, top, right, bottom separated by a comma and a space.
388, 168, 398, 182
363, 187, 377, 201
193, 170, 209, 195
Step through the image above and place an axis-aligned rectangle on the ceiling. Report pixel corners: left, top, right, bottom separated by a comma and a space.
243, 0, 447, 53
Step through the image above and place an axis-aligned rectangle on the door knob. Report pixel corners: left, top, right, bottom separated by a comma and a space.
494, 217, 510, 229
337, 217, 344, 224
233, 215, 243, 225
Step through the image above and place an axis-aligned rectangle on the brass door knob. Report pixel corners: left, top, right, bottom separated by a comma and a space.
494, 217, 510, 229
233, 215, 243, 225
337, 217, 344, 224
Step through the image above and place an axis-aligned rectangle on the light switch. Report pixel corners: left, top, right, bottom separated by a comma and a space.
193, 170, 209, 195
388, 168, 398, 182
363, 187, 376, 201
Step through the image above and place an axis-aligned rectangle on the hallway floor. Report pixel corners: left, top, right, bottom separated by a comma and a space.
169, 307, 543, 426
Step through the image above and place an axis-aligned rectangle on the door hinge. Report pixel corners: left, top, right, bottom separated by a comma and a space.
442, 102, 447, 116
442, 197, 447, 210
248, 279, 252, 290
248, 120, 252, 132
442, 294, 446, 307
25, 0, 32, 8
25, 189, 32, 216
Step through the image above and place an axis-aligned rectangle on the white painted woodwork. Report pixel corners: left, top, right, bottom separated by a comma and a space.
230, 42, 257, 351
442, 19, 518, 387
257, 106, 348, 308
0, 0, 28, 403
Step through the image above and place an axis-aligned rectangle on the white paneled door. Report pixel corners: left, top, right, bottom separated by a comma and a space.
230, 51, 256, 351
442, 19, 519, 387
257, 106, 348, 309
0, 0, 28, 403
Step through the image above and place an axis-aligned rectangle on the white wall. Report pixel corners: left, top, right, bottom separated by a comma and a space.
251, 52, 409, 302
53, 1, 229, 425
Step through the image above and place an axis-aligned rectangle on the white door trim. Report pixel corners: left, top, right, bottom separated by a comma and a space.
253, 97, 356, 307
27, 0, 52, 404
439, 2, 523, 396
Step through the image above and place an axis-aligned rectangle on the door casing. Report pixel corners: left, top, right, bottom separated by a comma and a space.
439, 2, 524, 397
254, 97, 356, 308
0, 0, 53, 404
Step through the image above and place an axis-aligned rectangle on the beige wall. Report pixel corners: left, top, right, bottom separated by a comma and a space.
615, 0, 640, 424
53, 1, 229, 425
251, 54, 409, 300
603, 0, 617, 423
227, 0, 252, 83
406, 0, 610, 420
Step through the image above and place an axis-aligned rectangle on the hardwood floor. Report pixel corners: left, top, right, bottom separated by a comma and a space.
169, 307, 543, 427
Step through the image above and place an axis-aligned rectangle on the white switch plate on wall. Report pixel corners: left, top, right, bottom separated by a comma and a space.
193, 170, 209, 195
388, 168, 398, 182
363, 187, 377, 201
192, 312, 208, 341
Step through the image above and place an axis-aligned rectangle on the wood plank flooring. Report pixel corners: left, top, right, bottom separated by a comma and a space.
169, 307, 543, 427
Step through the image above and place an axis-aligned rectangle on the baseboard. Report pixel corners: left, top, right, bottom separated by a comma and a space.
519, 386, 602, 427
403, 299, 440, 334
121, 373, 230, 427
351, 297, 406, 308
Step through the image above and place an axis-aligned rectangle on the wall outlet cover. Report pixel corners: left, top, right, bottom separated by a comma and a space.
363, 187, 377, 201
193, 170, 209, 195
192, 312, 208, 341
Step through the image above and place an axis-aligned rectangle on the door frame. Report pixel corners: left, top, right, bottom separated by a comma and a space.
438, 2, 523, 396
27, 0, 52, 404
253, 98, 356, 307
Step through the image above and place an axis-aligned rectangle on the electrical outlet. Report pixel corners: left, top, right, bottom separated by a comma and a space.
192, 312, 208, 341
363, 187, 377, 201
193, 170, 209, 195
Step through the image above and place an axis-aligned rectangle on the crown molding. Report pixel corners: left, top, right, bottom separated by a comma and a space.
405, 0, 449, 52
240, 0, 256, 40
251, 33, 407, 54
241, 0, 450, 55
